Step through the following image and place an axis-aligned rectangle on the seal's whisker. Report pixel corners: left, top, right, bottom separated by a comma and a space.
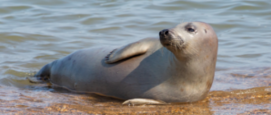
160, 47, 164, 56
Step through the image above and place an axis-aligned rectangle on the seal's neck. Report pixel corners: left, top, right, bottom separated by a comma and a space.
169, 50, 211, 83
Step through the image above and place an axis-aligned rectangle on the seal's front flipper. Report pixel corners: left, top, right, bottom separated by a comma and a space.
105, 38, 157, 64
122, 98, 167, 105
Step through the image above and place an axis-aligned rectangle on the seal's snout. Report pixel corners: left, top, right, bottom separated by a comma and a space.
160, 29, 175, 47
159, 29, 172, 42
159, 29, 169, 37
159, 29, 175, 46
159, 28, 185, 49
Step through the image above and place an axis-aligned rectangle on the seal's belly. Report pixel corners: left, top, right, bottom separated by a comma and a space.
48, 46, 175, 99
49, 47, 148, 94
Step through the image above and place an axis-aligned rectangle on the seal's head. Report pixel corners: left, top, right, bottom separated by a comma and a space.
159, 22, 218, 102
159, 22, 218, 61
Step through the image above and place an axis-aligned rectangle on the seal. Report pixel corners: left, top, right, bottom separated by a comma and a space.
32, 22, 218, 105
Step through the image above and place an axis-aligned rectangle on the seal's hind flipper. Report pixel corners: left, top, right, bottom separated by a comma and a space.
122, 98, 167, 105
105, 38, 157, 64
30, 63, 52, 83
27, 76, 46, 83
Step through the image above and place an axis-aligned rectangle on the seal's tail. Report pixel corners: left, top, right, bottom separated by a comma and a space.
28, 63, 51, 83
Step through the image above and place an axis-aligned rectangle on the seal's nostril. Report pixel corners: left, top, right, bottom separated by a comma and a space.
160, 29, 169, 36
165, 30, 168, 35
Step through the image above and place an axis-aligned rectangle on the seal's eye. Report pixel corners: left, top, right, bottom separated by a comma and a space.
187, 28, 195, 32
185, 23, 196, 33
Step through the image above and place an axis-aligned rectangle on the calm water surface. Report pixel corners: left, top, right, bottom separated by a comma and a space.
0, 0, 270, 114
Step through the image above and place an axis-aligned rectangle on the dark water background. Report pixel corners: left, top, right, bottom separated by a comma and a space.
0, 0, 270, 114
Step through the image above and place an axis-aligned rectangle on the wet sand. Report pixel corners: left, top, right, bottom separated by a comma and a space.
0, 86, 270, 114
0, 68, 270, 114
